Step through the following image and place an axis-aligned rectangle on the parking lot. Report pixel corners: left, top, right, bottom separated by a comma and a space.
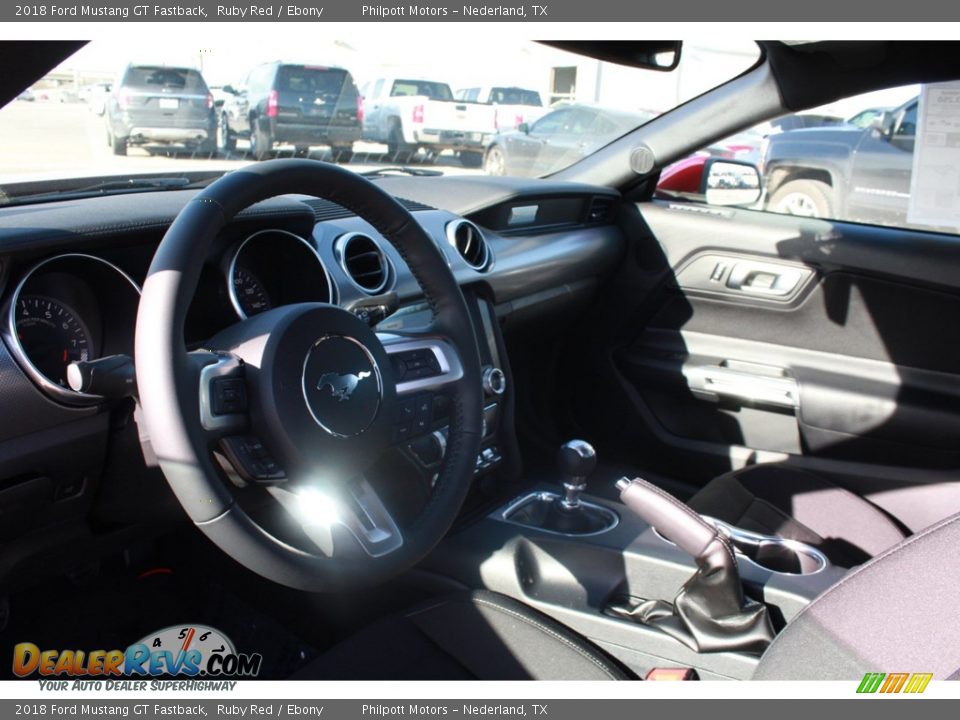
0, 101, 485, 185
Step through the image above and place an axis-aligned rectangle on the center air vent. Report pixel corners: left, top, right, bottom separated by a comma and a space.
336, 233, 391, 294
445, 219, 491, 271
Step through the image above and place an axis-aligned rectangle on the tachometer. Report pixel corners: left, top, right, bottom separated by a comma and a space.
231, 267, 273, 317
15, 295, 92, 387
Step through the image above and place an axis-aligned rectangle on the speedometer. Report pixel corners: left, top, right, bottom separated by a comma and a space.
15, 295, 92, 387
231, 267, 272, 317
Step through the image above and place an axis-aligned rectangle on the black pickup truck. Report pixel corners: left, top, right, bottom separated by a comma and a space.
762, 96, 918, 226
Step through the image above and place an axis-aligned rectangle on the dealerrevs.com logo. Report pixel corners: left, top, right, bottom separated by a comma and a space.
13, 625, 262, 679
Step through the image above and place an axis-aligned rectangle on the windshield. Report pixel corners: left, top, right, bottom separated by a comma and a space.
0, 39, 759, 199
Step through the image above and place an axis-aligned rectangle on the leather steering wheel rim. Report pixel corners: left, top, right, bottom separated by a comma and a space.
135, 159, 484, 591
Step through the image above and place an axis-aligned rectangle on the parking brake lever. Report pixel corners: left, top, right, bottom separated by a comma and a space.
612, 477, 775, 654
616, 477, 718, 558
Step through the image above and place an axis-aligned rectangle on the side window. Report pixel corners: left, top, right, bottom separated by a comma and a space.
531, 109, 570, 134
372, 79, 384, 99
678, 81, 960, 236
567, 109, 599, 134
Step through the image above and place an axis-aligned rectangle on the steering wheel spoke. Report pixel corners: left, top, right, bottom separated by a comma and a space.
192, 350, 289, 486
377, 330, 464, 397
196, 350, 249, 440
268, 477, 403, 558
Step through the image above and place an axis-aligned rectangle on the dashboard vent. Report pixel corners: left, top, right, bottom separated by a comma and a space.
336, 233, 391, 294
303, 197, 434, 223
445, 219, 491, 271
586, 196, 617, 224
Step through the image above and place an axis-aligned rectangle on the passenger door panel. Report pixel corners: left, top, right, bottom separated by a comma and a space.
604, 200, 960, 525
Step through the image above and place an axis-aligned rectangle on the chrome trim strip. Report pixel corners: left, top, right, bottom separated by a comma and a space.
653, 515, 828, 576
377, 333, 464, 395
444, 218, 492, 272
226, 228, 336, 320
499, 491, 620, 538
333, 231, 393, 296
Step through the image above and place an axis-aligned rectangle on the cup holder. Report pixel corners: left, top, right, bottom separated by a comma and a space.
652, 517, 828, 575
705, 517, 827, 575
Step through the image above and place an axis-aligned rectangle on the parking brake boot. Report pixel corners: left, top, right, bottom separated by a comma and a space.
611, 477, 775, 654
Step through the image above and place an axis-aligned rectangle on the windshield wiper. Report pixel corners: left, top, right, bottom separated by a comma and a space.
360, 166, 443, 178
0, 175, 218, 206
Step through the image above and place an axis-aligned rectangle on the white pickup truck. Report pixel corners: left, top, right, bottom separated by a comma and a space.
359, 77, 496, 166
454, 86, 547, 133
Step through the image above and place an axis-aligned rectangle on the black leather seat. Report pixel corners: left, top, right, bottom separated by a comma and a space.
687, 465, 906, 567
296, 590, 633, 680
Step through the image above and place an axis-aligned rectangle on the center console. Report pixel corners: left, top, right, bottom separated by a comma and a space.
381, 293, 838, 679
423, 440, 846, 680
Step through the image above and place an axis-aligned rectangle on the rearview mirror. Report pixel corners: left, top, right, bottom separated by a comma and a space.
539, 41, 681, 72
703, 159, 762, 206
518, 122, 530, 134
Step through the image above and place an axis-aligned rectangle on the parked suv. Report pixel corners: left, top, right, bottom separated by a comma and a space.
218, 62, 362, 161
106, 64, 216, 156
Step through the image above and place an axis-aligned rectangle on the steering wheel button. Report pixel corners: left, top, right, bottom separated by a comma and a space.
211, 377, 247, 416
390, 355, 407, 378
399, 398, 416, 418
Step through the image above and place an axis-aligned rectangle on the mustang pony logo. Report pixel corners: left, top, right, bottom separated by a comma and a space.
317, 371, 371, 401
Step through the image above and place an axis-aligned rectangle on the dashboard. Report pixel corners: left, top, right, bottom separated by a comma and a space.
0, 173, 623, 586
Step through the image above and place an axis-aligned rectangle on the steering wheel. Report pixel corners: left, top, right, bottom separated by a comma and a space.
134, 159, 484, 591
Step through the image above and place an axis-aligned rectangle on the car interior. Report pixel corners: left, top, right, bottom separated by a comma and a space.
1, 39, 959, 681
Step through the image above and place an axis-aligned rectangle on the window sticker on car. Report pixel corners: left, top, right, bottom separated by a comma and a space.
907, 80, 960, 230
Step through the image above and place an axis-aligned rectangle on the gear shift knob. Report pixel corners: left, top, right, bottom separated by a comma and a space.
557, 439, 596, 509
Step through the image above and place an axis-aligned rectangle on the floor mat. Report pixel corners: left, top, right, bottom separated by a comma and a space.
0, 546, 318, 680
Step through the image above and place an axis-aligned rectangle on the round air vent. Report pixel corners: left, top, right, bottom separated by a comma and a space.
445, 219, 491, 271
336, 232, 391, 294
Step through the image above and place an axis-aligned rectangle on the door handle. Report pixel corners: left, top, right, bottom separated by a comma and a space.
685, 365, 799, 409
726, 261, 804, 296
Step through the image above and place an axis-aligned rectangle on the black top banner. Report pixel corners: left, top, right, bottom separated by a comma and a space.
3, 0, 957, 21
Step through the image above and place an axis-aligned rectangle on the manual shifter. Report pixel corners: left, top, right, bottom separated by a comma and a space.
557, 439, 596, 511
611, 476, 775, 654
501, 439, 617, 536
